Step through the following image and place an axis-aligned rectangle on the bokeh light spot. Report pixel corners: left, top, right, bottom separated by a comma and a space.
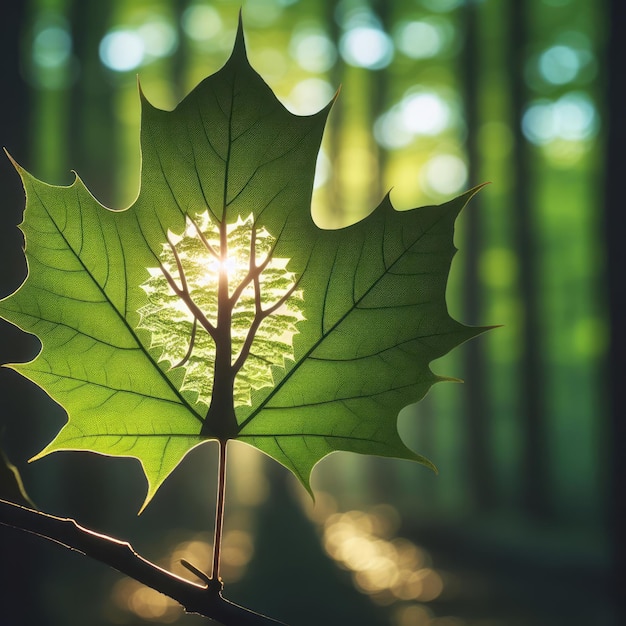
421, 154, 468, 196
290, 29, 337, 73
393, 603, 433, 626
33, 25, 72, 68
340, 26, 394, 69
539, 45, 580, 85
100, 30, 145, 72
181, 5, 223, 41
555, 92, 597, 140
395, 20, 443, 59
522, 92, 597, 145
374, 109, 414, 150
375, 91, 454, 150
243, 0, 283, 27
402, 92, 451, 135
138, 18, 178, 59
287, 78, 335, 114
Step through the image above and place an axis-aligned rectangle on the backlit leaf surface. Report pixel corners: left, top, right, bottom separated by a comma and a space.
0, 23, 485, 506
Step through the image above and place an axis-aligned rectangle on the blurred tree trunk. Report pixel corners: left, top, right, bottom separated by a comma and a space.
605, 0, 626, 621
507, 0, 549, 520
236, 460, 389, 626
460, 0, 496, 512
364, 0, 398, 501
0, 6, 50, 625
68, 0, 115, 205
370, 0, 390, 201
171, 0, 190, 104
325, 0, 345, 224
58, 0, 116, 520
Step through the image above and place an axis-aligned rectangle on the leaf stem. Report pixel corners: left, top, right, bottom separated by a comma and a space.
212, 438, 228, 582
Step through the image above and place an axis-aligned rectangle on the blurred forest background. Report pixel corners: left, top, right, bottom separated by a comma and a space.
0, 0, 622, 625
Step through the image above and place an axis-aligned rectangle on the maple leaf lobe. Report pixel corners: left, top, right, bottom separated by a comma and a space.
0, 21, 488, 507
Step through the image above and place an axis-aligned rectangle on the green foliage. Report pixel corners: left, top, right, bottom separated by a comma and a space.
0, 23, 484, 508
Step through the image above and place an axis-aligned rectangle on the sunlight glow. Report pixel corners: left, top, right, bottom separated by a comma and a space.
139, 212, 303, 408
208, 255, 237, 276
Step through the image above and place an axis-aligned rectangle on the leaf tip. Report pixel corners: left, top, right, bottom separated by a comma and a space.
137, 468, 160, 515
302, 480, 316, 503
3, 148, 23, 174
331, 84, 342, 104
234, 9, 247, 57
415, 453, 438, 475
27, 449, 47, 464
466, 181, 491, 202
137, 495, 151, 516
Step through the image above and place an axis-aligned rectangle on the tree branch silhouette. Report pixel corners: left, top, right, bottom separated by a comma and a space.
0, 498, 288, 626
158, 245, 218, 341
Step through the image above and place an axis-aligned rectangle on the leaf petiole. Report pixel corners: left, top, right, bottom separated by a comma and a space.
211, 438, 228, 583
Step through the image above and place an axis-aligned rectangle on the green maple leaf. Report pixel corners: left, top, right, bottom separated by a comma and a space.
0, 23, 485, 508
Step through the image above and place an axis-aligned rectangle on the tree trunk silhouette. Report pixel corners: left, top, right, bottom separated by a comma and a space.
172, 0, 190, 104
68, 0, 116, 205
325, 0, 345, 225
0, 7, 50, 625
370, 0, 390, 202
605, 0, 626, 621
508, 0, 549, 519
460, 0, 496, 512
365, 0, 398, 501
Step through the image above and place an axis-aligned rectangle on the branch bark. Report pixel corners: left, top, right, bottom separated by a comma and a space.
0, 498, 288, 626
